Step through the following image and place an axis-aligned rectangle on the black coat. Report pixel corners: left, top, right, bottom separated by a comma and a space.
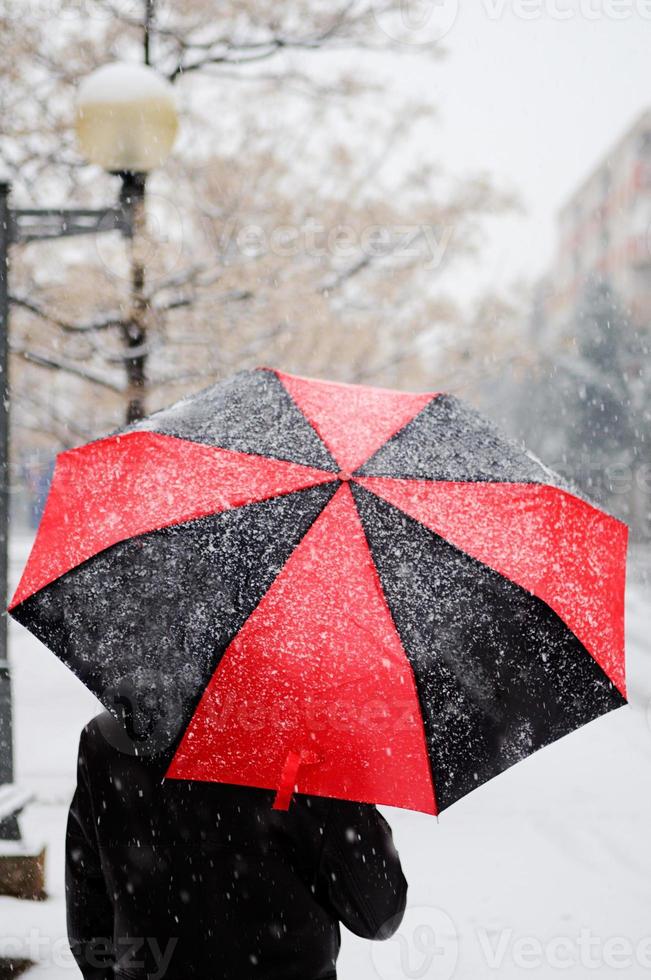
66, 712, 407, 980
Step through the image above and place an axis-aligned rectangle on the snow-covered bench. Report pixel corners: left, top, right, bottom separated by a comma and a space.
0, 786, 45, 900
0, 785, 33, 837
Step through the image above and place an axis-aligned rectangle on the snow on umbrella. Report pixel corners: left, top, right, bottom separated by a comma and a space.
9, 368, 628, 814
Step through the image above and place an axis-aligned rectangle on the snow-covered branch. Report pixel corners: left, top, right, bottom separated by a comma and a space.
10, 344, 124, 393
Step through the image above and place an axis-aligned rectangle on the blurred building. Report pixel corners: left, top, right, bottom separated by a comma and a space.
545, 108, 651, 334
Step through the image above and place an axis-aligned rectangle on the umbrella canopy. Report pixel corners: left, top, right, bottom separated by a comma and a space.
9, 368, 628, 815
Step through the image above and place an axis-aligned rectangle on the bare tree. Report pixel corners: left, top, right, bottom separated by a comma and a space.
2, 0, 516, 466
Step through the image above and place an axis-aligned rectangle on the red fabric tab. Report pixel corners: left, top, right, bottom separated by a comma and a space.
10, 432, 336, 608
358, 478, 628, 695
272, 749, 322, 809
275, 370, 435, 472
168, 484, 437, 814
272, 750, 301, 810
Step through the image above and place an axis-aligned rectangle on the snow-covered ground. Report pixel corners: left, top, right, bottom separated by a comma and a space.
2, 534, 650, 979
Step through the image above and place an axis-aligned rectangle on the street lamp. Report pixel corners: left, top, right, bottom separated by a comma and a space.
76, 61, 179, 424
76, 62, 178, 174
0, 62, 178, 843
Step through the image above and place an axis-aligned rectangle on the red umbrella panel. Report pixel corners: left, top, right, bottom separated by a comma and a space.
9, 368, 628, 815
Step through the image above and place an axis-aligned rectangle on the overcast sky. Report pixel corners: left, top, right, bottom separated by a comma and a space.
378, 0, 651, 297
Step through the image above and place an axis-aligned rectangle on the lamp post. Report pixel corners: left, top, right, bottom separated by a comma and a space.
0, 62, 178, 841
76, 61, 179, 422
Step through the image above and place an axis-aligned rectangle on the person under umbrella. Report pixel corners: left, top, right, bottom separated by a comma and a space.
66, 709, 407, 980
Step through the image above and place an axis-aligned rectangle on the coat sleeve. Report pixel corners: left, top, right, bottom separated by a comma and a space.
65, 728, 115, 980
315, 801, 407, 940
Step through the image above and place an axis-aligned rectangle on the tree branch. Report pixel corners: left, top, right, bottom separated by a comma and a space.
320, 229, 425, 293
10, 344, 125, 393
10, 294, 124, 333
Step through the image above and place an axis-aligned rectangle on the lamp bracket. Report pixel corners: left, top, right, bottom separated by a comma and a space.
10, 205, 131, 245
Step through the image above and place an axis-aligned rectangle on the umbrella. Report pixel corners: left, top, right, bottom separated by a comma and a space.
9, 368, 628, 815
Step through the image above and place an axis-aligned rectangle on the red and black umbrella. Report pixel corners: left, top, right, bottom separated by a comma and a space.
9, 368, 627, 815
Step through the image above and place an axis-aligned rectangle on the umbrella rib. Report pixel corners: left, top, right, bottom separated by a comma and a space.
110, 426, 340, 474
269, 369, 341, 469
10, 438, 339, 611
351, 393, 442, 475
346, 484, 440, 817
353, 481, 626, 696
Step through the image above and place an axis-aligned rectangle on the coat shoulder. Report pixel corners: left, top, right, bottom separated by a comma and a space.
79, 709, 122, 761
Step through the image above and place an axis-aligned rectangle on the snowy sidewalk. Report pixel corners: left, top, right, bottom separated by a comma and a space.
2, 534, 650, 978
